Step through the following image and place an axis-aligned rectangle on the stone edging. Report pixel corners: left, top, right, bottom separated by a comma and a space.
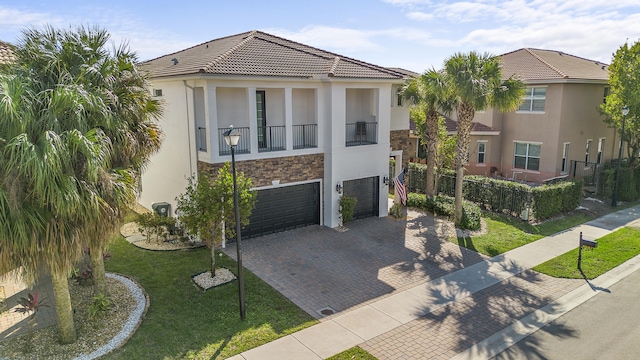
73, 273, 149, 360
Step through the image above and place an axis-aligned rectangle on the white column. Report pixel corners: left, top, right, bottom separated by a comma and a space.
207, 84, 219, 160
285, 87, 293, 151
247, 87, 258, 154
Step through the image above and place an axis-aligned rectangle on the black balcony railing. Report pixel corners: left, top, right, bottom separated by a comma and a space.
346, 122, 377, 147
258, 125, 286, 152
218, 127, 250, 155
197, 127, 207, 152
293, 124, 317, 149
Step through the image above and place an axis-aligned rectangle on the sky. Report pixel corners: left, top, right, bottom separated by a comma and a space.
1, 1, 639, 73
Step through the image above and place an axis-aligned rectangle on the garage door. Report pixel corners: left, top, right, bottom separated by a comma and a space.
242, 182, 320, 239
344, 176, 379, 220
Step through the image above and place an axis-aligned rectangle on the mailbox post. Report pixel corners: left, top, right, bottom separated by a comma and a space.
578, 232, 597, 271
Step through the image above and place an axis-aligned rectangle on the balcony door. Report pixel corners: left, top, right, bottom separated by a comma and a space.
256, 90, 267, 149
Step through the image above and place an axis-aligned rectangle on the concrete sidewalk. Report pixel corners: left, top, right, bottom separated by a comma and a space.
228, 205, 640, 360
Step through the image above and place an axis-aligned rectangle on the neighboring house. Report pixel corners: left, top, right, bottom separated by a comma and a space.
471, 48, 614, 183
0, 41, 15, 64
409, 48, 613, 183
139, 30, 411, 237
409, 117, 500, 174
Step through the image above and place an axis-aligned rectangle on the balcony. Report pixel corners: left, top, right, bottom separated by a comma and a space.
197, 127, 207, 152
346, 122, 377, 147
218, 127, 250, 155
293, 124, 317, 149
258, 126, 286, 153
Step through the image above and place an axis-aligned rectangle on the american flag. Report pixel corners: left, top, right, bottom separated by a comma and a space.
393, 168, 407, 205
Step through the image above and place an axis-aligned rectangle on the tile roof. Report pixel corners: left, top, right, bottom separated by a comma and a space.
409, 116, 499, 134
500, 48, 609, 82
143, 30, 408, 80
0, 41, 15, 64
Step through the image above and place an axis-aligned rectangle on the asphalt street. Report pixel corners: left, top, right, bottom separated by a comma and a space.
494, 267, 640, 360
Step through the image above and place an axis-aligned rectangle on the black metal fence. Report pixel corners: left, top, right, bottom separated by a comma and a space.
197, 127, 207, 152
346, 122, 377, 146
258, 125, 286, 152
293, 124, 317, 149
218, 127, 250, 155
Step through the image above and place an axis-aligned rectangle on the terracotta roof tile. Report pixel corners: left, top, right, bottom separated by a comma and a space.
500, 48, 608, 82
143, 30, 407, 80
409, 116, 499, 134
0, 41, 15, 64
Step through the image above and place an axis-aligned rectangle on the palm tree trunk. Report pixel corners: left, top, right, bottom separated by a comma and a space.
49, 265, 76, 344
91, 244, 107, 296
454, 102, 475, 224
425, 112, 439, 198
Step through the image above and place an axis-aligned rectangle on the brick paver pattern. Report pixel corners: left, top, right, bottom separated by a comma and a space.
224, 212, 488, 318
360, 270, 584, 360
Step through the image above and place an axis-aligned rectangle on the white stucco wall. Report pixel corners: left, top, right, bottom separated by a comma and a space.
139, 80, 198, 215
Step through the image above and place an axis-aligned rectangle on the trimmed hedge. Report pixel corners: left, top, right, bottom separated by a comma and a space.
407, 193, 481, 230
599, 166, 638, 202
531, 179, 583, 220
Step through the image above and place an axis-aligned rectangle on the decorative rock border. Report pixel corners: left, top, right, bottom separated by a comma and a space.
73, 273, 149, 360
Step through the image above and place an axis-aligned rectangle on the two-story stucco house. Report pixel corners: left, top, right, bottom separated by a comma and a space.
138, 30, 411, 237
466, 48, 615, 183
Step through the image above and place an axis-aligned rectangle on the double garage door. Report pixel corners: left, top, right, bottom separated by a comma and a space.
242, 182, 320, 239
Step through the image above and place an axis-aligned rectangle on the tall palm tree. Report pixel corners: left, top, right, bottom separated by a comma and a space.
0, 48, 111, 343
403, 69, 454, 198
60, 28, 163, 296
444, 52, 525, 224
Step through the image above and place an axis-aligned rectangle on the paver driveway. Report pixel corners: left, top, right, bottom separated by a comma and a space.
223, 211, 488, 319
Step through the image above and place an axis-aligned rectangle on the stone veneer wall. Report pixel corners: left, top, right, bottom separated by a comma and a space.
390, 130, 413, 165
198, 153, 324, 187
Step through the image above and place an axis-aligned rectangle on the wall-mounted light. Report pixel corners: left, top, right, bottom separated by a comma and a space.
383, 176, 390, 185
336, 182, 343, 194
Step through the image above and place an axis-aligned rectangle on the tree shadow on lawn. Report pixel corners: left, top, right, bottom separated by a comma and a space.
104, 236, 316, 360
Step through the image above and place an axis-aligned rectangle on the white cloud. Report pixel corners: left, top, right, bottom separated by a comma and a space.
264, 26, 385, 53
407, 12, 434, 21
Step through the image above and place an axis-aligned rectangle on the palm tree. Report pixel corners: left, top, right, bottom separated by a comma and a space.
65, 28, 163, 296
0, 25, 162, 343
403, 69, 454, 198
444, 52, 525, 224
0, 46, 111, 343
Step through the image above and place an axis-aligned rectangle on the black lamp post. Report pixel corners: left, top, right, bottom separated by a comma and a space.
223, 125, 246, 320
612, 105, 630, 207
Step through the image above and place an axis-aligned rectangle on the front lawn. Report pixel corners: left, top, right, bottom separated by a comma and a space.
533, 227, 640, 279
327, 347, 378, 360
104, 235, 316, 359
454, 212, 594, 256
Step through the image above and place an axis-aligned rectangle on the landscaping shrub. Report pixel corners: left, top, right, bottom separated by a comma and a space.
531, 180, 583, 220
406, 193, 481, 230
339, 195, 357, 225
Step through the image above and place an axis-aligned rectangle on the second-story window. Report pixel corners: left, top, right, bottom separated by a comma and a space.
518, 87, 546, 112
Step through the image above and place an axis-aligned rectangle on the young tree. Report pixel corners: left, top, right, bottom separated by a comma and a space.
444, 52, 525, 225
601, 40, 640, 165
176, 164, 256, 277
433, 117, 458, 192
403, 69, 454, 198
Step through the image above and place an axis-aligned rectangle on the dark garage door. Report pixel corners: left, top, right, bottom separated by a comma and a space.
344, 176, 379, 220
242, 182, 320, 238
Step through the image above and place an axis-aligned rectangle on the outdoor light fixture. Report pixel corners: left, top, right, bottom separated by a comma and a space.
336, 182, 343, 194
612, 105, 630, 207
223, 125, 246, 320
383, 176, 390, 185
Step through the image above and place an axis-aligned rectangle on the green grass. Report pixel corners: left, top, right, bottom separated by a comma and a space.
455, 212, 595, 256
104, 235, 316, 359
327, 347, 378, 360
534, 227, 640, 279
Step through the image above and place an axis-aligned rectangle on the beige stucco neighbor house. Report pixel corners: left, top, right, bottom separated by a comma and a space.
139, 30, 412, 237
470, 48, 615, 183
407, 48, 614, 183
0, 41, 15, 64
